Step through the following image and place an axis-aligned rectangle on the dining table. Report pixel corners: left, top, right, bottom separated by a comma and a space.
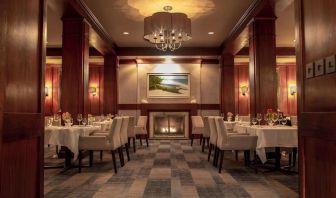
92, 120, 113, 132
44, 125, 101, 167
234, 123, 298, 169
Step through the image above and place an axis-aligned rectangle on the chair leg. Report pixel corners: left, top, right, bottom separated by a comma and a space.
235, 150, 239, 161
89, 150, 93, 167
190, 134, 194, 146
254, 152, 259, 174
111, 150, 117, 173
139, 135, 143, 146
125, 144, 130, 161
78, 150, 82, 173
206, 138, 209, 147
118, 147, 124, 167
292, 148, 297, 167
208, 144, 212, 161
145, 135, 149, 147
213, 147, 218, 167
219, 150, 224, 173
100, 150, 103, 161
133, 137, 136, 153
202, 138, 205, 152
200, 134, 203, 145
128, 137, 131, 147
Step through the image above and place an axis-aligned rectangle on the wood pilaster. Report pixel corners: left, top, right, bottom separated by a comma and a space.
61, 16, 90, 121
221, 53, 235, 116
248, 5, 277, 117
104, 53, 118, 115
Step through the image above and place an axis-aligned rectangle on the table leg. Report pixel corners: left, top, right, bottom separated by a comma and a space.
275, 147, 281, 169
65, 147, 72, 167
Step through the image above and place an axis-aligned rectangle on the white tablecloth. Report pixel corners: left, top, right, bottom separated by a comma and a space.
92, 120, 112, 132
44, 125, 101, 159
235, 125, 298, 163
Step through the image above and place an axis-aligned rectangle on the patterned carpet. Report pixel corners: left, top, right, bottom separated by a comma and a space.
44, 140, 298, 198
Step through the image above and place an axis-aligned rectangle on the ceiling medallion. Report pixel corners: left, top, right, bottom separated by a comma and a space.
144, 6, 192, 51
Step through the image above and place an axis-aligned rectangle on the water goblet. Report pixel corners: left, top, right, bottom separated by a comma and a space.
281, 118, 287, 126
77, 114, 83, 125
82, 118, 87, 126
257, 113, 262, 127
252, 118, 258, 126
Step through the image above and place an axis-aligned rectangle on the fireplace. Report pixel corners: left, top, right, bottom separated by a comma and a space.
149, 112, 189, 138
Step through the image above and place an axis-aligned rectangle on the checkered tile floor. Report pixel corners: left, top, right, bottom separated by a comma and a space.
44, 140, 298, 198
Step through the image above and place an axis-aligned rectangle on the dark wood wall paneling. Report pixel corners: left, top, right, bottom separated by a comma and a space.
296, 0, 336, 197
88, 65, 104, 115
0, 0, 45, 197
104, 54, 118, 115
234, 64, 250, 115
277, 64, 297, 115
45, 65, 61, 115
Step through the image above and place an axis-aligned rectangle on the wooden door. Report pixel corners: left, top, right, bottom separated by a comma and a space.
0, 0, 45, 197
295, 0, 336, 197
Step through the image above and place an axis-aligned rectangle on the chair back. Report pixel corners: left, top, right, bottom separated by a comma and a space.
202, 116, 210, 138
120, 117, 129, 145
208, 116, 218, 145
109, 117, 122, 147
127, 116, 135, 137
191, 116, 204, 135
137, 116, 147, 129
215, 117, 229, 147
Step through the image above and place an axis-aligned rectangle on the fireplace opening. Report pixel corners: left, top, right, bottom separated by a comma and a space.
149, 112, 189, 139
154, 115, 185, 136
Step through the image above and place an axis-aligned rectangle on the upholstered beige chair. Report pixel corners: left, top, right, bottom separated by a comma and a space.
127, 116, 137, 152
191, 116, 204, 146
214, 117, 258, 173
78, 117, 124, 173
135, 116, 149, 147
120, 117, 130, 161
201, 116, 210, 152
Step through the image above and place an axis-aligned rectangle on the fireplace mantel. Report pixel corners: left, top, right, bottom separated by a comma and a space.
140, 103, 198, 138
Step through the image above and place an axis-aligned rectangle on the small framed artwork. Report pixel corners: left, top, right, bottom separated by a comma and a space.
325, 55, 336, 74
147, 73, 190, 98
314, 59, 325, 76
306, 63, 314, 78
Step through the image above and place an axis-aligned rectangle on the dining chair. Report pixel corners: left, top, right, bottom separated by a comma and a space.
191, 116, 204, 146
201, 116, 210, 152
127, 116, 137, 152
135, 116, 149, 147
214, 117, 258, 173
120, 116, 130, 161
78, 117, 124, 173
207, 116, 218, 165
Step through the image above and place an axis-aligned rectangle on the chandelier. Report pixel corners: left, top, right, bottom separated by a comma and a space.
144, 6, 192, 51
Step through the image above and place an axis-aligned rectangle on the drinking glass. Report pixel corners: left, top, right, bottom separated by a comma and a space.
77, 114, 83, 125
82, 118, 87, 126
281, 118, 287, 126
278, 114, 283, 125
256, 113, 262, 127
69, 118, 73, 126
252, 118, 258, 126
272, 113, 278, 126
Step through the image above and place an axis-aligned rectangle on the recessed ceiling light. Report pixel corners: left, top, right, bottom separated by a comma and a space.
208, 32, 214, 35
123, 32, 129, 35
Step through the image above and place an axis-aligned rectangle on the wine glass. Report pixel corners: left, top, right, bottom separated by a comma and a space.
82, 118, 87, 126
256, 113, 262, 127
252, 117, 258, 126
272, 113, 278, 126
77, 114, 83, 125
278, 114, 283, 125
69, 118, 73, 126
281, 118, 287, 126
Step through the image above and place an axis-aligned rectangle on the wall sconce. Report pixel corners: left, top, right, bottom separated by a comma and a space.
289, 84, 297, 96
240, 85, 249, 96
45, 86, 49, 97
89, 87, 97, 96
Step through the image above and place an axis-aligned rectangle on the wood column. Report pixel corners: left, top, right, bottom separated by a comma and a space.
61, 16, 89, 121
248, 5, 277, 117
220, 53, 235, 116
0, 0, 45, 197
104, 53, 118, 115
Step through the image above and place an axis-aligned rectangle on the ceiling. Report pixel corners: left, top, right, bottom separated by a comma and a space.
46, 0, 295, 48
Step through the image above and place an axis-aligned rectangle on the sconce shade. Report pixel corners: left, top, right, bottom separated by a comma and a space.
45, 86, 49, 97
89, 87, 97, 96
289, 84, 297, 96
240, 85, 249, 96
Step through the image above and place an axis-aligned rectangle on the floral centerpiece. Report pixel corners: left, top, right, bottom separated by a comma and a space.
227, 112, 233, 121
62, 112, 72, 126
265, 109, 276, 125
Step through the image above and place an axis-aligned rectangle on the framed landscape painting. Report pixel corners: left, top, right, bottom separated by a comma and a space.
147, 73, 190, 98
